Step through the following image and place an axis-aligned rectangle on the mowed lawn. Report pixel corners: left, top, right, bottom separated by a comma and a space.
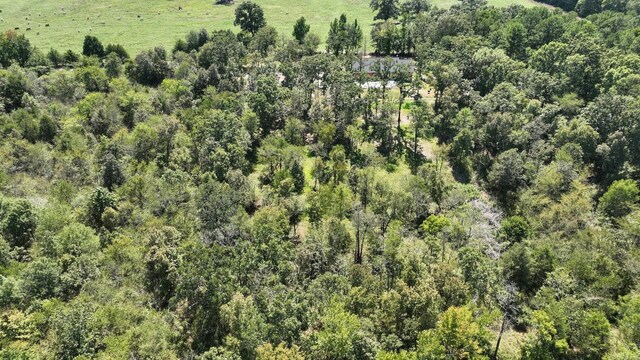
0, 0, 540, 54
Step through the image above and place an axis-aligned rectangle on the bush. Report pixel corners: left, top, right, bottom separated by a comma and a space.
598, 179, 639, 218
82, 35, 105, 58
1, 199, 37, 249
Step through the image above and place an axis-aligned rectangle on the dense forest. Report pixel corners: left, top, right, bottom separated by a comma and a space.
0, 0, 640, 358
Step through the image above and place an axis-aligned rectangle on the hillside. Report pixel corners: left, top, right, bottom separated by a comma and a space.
0, 0, 540, 53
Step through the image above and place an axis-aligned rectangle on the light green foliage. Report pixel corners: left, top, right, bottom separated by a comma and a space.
598, 179, 639, 218
619, 294, 640, 347
191, 109, 251, 178
48, 301, 97, 359
416, 306, 488, 360
20, 257, 61, 301
220, 293, 268, 359
256, 342, 305, 360
313, 302, 374, 360
75, 66, 109, 92
498, 216, 530, 245
521, 310, 569, 359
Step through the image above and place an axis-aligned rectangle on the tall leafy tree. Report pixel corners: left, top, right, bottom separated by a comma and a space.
293, 17, 311, 44
408, 101, 433, 173
234, 1, 266, 35
0, 30, 32, 67
326, 14, 363, 55
370, 0, 400, 21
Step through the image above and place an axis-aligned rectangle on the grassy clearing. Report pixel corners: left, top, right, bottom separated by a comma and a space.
0, 0, 541, 54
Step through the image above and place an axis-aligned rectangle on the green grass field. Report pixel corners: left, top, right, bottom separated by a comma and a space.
0, 0, 540, 54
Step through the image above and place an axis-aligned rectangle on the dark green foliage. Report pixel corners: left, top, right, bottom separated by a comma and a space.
234, 1, 266, 35
293, 17, 310, 44
0, 30, 32, 67
39, 114, 58, 143
290, 160, 305, 193
251, 26, 278, 56
104, 52, 123, 78
47, 48, 64, 67
370, 0, 400, 21
498, 216, 530, 245
576, 0, 602, 16
82, 35, 105, 58
63, 49, 80, 63
144, 226, 181, 308
326, 14, 363, 55
21, 257, 61, 300
0, 65, 30, 112
1, 199, 37, 249
196, 30, 245, 90
488, 149, 527, 204
197, 179, 242, 243
192, 109, 251, 178
371, 20, 402, 55
105, 43, 129, 60
127, 47, 172, 86
186, 28, 209, 52
249, 75, 286, 134
101, 153, 125, 191
401, 0, 430, 14
87, 187, 117, 229
502, 243, 555, 295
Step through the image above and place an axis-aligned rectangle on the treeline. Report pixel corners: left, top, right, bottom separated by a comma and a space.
534, 0, 640, 16
368, 0, 640, 55
0, 0, 639, 359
